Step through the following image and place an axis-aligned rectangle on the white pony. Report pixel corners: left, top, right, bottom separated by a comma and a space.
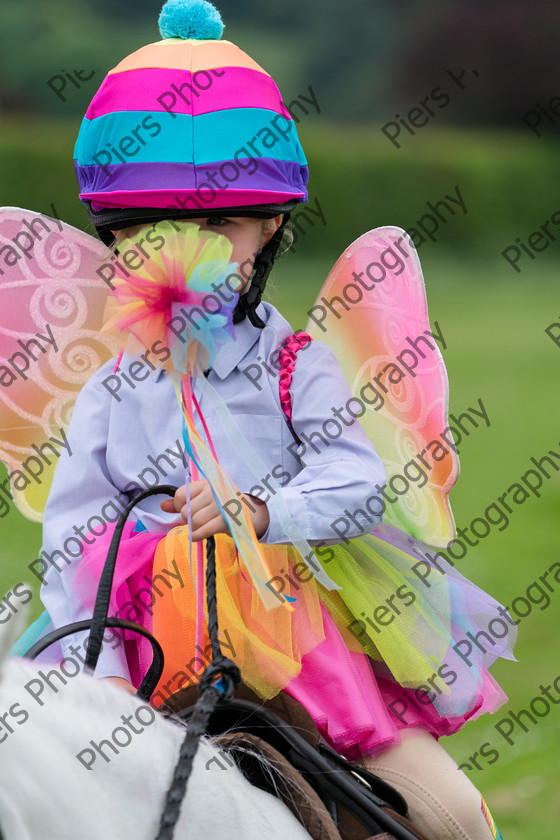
0, 619, 311, 840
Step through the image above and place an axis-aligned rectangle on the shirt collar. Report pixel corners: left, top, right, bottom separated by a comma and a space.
150, 303, 267, 381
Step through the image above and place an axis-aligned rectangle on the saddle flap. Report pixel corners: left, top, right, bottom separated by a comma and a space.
167, 690, 430, 840
216, 731, 342, 840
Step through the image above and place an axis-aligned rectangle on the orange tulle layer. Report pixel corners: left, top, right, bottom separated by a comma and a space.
152, 528, 327, 700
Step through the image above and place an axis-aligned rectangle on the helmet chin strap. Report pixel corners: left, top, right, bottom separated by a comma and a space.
233, 216, 290, 329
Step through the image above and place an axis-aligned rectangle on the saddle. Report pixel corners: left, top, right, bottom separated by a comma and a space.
161, 684, 430, 840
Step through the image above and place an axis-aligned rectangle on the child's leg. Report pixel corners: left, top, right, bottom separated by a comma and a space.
359, 728, 500, 840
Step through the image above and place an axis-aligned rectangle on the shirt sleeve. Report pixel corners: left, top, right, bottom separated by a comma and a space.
40, 369, 131, 681
262, 339, 386, 545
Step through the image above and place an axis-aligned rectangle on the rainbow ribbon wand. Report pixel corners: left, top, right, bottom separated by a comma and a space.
102, 221, 317, 614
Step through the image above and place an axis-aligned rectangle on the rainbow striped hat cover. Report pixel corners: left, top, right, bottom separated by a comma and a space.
74, 0, 309, 217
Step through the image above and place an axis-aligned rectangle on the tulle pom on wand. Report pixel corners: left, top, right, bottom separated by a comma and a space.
102, 220, 240, 376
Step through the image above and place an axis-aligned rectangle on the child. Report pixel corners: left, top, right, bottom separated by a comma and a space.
40, 2, 512, 837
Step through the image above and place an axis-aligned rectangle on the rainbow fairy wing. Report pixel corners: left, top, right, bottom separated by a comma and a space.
306, 226, 458, 547
0, 207, 120, 522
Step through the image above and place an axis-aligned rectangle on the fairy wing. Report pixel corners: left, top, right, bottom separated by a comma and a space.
0, 207, 120, 522
306, 226, 458, 547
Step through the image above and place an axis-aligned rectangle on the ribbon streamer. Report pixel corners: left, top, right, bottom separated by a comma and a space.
103, 220, 329, 610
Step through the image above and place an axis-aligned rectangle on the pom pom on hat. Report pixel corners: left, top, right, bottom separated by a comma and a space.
158, 0, 224, 41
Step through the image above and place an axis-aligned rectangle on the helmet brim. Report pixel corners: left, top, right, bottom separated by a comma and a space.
87, 200, 297, 244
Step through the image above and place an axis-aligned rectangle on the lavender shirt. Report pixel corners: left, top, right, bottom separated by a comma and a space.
41, 302, 386, 678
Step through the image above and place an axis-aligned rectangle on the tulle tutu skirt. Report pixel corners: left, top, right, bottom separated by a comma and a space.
71, 521, 516, 759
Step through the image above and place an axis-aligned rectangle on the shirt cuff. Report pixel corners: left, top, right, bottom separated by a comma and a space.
61, 632, 132, 682
259, 485, 309, 544
260, 485, 384, 546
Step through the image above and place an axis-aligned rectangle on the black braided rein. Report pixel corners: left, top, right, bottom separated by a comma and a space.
155, 535, 241, 840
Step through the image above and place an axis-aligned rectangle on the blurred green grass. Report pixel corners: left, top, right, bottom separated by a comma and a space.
1, 252, 558, 838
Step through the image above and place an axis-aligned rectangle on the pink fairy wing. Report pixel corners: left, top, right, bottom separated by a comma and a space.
306, 226, 458, 547
0, 207, 121, 522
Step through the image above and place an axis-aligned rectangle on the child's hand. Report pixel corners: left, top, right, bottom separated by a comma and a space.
160, 480, 270, 540
161, 480, 229, 540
